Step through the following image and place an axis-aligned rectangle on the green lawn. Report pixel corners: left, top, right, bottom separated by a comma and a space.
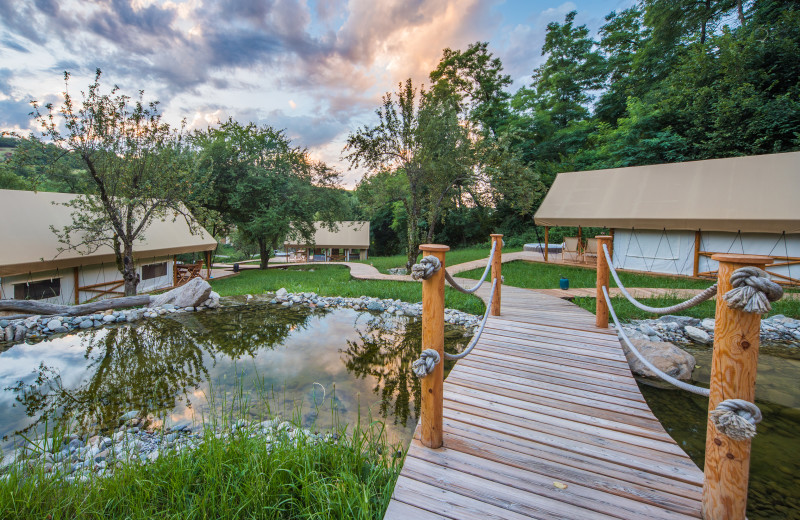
358, 245, 523, 274
210, 264, 485, 315
459, 259, 714, 290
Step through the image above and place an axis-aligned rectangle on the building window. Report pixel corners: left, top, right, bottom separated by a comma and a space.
14, 279, 61, 300
142, 262, 168, 280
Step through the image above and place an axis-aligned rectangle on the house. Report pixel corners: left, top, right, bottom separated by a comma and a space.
0, 189, 218, 305
534, 152, 800, 285
283, 221, 370, 262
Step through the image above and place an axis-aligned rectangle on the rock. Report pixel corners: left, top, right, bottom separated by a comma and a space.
700, 318, 715, 331
102, 315, 116, 323
149, 277, 213, 309
4, 326, 14, 342
622, 339, 696, 381
14, 325, 25, 341
0, 319, 8, 328
120, 410, 139, 422
46, 319, 62, 330
275, 288, 288, 298
366, 301, 384, 312
684, 325, 711, 344
659, 315, 700, 326
639, 323, 659, 337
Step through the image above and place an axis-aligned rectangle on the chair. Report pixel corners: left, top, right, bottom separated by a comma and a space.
584, 238, 598, 264
563, 237, 583, 263
176, 260, 203, 285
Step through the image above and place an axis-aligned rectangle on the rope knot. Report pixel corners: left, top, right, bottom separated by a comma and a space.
411, 255, 441, 281
723, 267, 783, 314
412, 349, 440, 378
710, 399, 762, 441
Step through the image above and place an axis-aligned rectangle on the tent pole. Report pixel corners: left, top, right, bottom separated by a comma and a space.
544, 227, 549, 262
694, 231, 701, 277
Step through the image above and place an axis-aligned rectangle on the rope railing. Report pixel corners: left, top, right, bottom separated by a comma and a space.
412, 278, 498, 378
443, 241, 497, 294
602, 243, 719, 314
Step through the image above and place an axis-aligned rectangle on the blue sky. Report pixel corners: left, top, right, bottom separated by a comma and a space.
0, 0, 633, 185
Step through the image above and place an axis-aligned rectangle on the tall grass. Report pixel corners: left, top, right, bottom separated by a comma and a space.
210, 264, 485, 315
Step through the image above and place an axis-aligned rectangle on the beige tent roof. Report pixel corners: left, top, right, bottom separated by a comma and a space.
284, 221, 370, 249
0, 190, 218, 277
534, 152, 800, 233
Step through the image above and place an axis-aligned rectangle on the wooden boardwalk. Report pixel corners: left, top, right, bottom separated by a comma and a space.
384, 281, 704, 520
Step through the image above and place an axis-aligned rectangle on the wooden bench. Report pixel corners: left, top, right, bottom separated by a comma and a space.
175, 260, 203, 285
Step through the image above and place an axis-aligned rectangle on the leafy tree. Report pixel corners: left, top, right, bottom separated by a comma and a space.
193, 120, 340, 269
27, 70, 198, 296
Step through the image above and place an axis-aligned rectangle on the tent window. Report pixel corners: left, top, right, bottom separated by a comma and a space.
142, 262, 168, 280
14, 279, 61, 300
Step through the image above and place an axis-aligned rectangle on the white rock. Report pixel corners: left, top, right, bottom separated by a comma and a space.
46, 319, 61, 330
700, 318, 716, 331
684, 325, 711, 344
275, 288, 288, 298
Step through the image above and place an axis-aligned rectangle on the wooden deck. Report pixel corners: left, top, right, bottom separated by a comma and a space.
384, 281, 704, 520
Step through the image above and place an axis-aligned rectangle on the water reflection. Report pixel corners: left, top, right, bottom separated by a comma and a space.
1, 304, 470, 449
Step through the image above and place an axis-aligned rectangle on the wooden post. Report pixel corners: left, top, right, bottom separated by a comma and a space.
694, 231, 702, 277
172, 255, 178, 287
702, 253, 773, 520
73, 267, 80, 305
544, 227, 549, 262
419, 243, 449, 449
595, 235, 613, 328
491, 234, 503, 316
205, 250, 212, 279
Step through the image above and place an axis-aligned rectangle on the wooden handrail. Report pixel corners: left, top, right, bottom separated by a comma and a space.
702, 253, 772, 520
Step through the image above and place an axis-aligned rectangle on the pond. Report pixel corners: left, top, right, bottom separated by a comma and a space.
0, 299, 471, 452
640, 341, 800, 520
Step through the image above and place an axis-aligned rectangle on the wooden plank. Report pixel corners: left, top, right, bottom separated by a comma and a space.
475, 340, 632, 373
408, 441, 701, 519
479, 332, 629, 363
383, 499, 446, 519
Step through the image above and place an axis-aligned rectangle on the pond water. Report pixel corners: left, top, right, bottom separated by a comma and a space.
640, 341, 800, 520
0, 300, 470, 452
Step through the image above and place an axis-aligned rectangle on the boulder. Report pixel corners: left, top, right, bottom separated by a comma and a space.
149, 278, 212, 309
659, 315, 700, 327
622, 339, 696, 381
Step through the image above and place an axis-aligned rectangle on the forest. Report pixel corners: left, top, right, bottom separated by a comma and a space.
1, 0, 798, 271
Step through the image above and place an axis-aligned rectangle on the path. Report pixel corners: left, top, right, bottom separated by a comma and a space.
383, 281, 704, 519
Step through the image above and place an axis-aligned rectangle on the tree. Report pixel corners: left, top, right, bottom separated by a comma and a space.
193, 120, 340, 269
28, 70, 198, 296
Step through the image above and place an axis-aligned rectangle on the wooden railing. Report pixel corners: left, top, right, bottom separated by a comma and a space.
418, 234, 503, 449
595, 233, 771, 520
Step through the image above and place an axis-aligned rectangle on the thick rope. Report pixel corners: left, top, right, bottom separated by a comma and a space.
412, 349, 440, 378
603, 286, 710, 396
444, 279, 497, 361
710, 399, 762, 440
602, 244, 719, 313
443, 242, 497, 294
723, 266, 783, 314
411, 255, 441, 281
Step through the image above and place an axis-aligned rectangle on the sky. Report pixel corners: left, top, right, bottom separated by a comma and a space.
0, 0, 633, 186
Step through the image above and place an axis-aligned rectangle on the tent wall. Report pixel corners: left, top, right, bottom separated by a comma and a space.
0, 256, 174, 306
611, 229, 800, 283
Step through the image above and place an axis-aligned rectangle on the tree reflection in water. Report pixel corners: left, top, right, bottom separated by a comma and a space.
6, 304, 316, 435
340, 313, 470, 428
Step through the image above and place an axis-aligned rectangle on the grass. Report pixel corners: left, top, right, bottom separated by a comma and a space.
0, 419, 399, 520
359, 245, 523, 274
210, 264, 486, 315
459, 259, 714, 290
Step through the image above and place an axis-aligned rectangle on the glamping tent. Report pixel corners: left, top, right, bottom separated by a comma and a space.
0, 190, 218, 305
284, 221, 370, 261
534, 152, 800, 285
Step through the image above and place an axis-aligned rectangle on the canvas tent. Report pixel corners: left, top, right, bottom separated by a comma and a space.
284, 221, 370, 261
534, 152, 800, 284
0, 189, 218, 305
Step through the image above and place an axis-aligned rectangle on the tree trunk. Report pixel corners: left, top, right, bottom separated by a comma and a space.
0, 295, 151, 317
122, 249, 139, 296
737, 0, 744, 25
258, 238, 269, 269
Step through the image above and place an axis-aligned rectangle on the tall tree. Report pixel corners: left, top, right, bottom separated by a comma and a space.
193, 120, 339, 269
29, 70, 198, 296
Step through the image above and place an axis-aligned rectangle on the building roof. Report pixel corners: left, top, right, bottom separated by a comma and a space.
284, 221, 370, 249
0, 189, 218, 277
534, 152, 800, 233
